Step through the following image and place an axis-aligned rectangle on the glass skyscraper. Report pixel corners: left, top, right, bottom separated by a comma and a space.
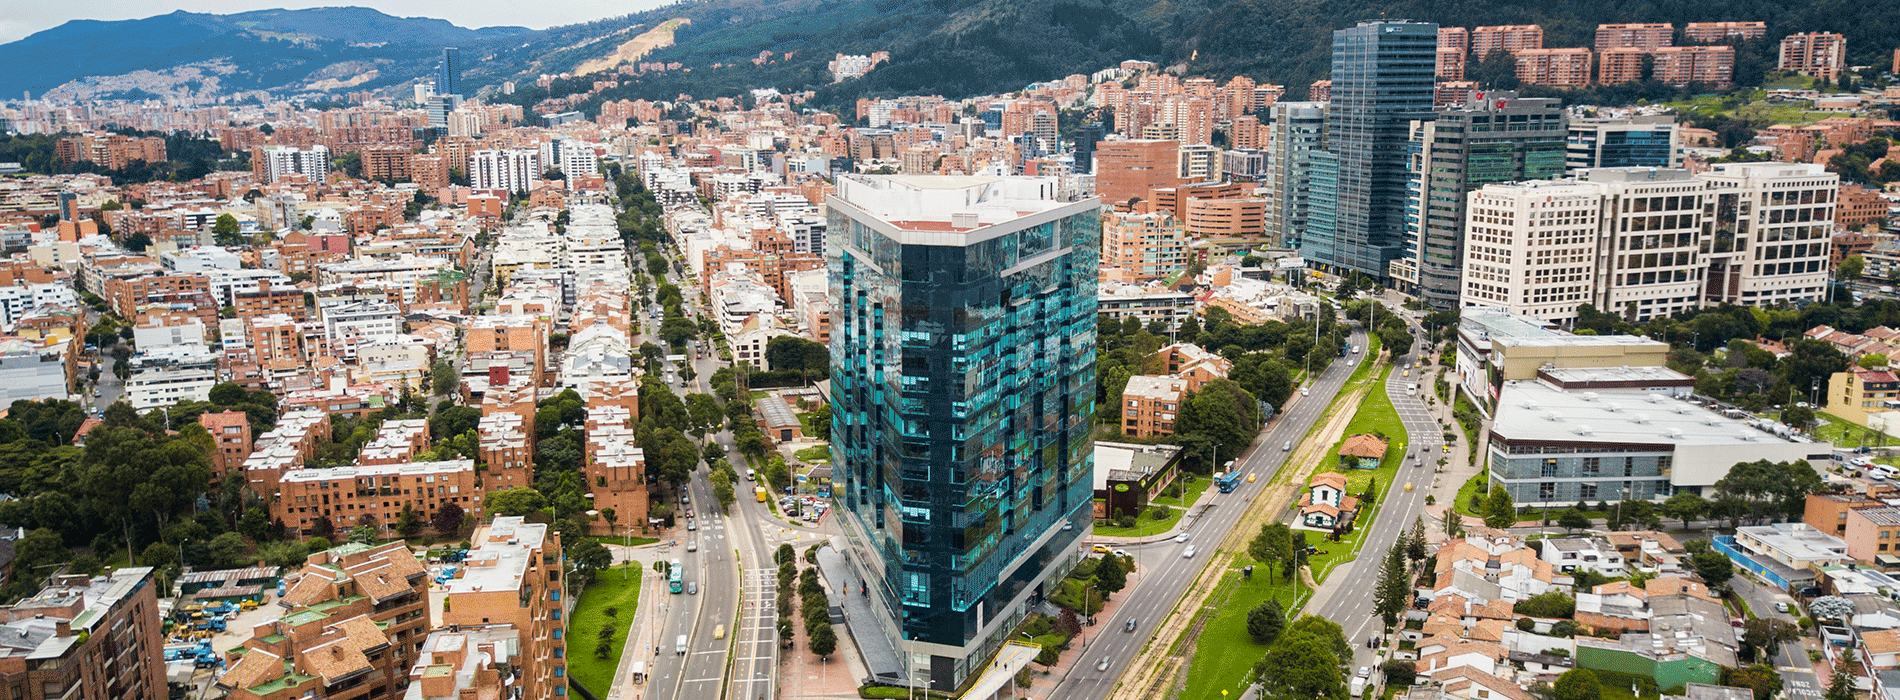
1396, 93, 1566, 308
439, 46, 463, 97
827, 175, 1097, 691
1301, 20, 1438, 279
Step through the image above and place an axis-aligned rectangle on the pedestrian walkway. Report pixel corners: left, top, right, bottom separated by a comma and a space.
605, 542, 668, 700
815, 544, 907, 682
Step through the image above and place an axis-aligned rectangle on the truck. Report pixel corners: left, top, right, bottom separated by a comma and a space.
755, 487, 769, 502
1350, 675, 1368, 698
1214, 471, 1244, 493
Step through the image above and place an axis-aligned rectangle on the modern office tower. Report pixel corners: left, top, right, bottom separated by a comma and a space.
1264, 101, 1326, 249
1566, 116, 1680, 170
469, 148, 541, 193
1595, 23, 1674, 52
1394, 93, 1565, 309
257, 145, 332, 184
1779, 32, 1847, 81
826, 175, 1097, 692
1072, 122, 1104, 174
439, 46, 463, 96
1515, 48, 1595, 88
1303, 19, 1437, 278
1699, 162, 1838, 307
1095, 139, 1184, 208
426, 93, 464, 130
1470, 25, 1544, 55
1684, 21, 1766, 43
1458, 164, 1838, 325
1460, 171, 1707, 325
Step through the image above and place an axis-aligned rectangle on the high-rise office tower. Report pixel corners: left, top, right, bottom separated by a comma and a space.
1071, 122, 1103, 174
1395, 93, 1565, 308
439, 46, 463, 96
1264, 101, 1326, 249
826, 175, 1097, 691
1302, 20, 1437, 278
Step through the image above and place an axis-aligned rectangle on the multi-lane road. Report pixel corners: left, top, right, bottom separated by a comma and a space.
1052, 327, 1369, 700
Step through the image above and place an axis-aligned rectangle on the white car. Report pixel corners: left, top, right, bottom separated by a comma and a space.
1174, 533, 1190, 543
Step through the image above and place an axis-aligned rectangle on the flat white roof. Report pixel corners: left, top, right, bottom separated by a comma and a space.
1491, 381, 1797, 447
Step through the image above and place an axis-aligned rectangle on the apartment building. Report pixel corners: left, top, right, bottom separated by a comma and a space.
1824, 367, 1900, 427
583, 404, 647, 536
1122, 375, 1188, 438
1652, 46, 1736, 88
1102, 211, 1188, 282
1839, 184, 1891, 230
440, 517, 568, 700
219, 542, 429, 700
0, 567, 164, 700
200, 409, 254, 480
1471, 25, 1544, 55
1515, 48, 1594, 88
1596, 23, 1674, 52
468, 149, 540, 193
1684, 22, 1766, 42
1566, 116, 1680, 170
275, 460, 481, 538
1780, 32, 1847, 81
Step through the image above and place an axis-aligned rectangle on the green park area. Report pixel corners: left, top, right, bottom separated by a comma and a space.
569, 564, 644, 695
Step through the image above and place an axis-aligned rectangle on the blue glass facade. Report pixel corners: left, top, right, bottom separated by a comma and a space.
1301, 20, 1438, 279
827, 177, 1098, 690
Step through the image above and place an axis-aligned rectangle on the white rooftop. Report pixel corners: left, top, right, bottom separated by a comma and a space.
1491, 381, 1798, 447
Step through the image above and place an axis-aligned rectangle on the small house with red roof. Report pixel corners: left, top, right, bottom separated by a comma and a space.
1298, 472, 1359, 529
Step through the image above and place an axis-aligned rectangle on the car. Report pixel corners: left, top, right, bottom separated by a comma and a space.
1357, 667, 1371, 679
1113, 549, 1130, 558
684, 509, 694, 519
1097, 656, 1111, 671
687, 540, 698, 552
1302, 387, 1310, 397
1182, 545, 1197, 558
1798, 586, 1824, 597
1125, 619, 1138, 632
1247, 473, 1257, 482
1092, 544, 1112, 554
1283, 441, 1292, 451
687, 582, 698, 595
1402, 370, 1410, 377
681, 495, 691, 506
1174, 533, 1190, 543
1775, 601, 1790, 613
687, 519, 698, 531
714, 624, 726, 639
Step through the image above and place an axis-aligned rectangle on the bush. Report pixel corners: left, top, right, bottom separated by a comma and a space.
1382, 660, 1416, 686
1149, 506, 1169, 520
1022, 615, 1054, 637
1516, 617, 1536, 632
1513, 590, 1576, 619
1550, 621, 1581, 637
1116, 515, 1136, 528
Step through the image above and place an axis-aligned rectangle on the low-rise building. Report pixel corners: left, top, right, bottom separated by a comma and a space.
1121, 375, 1187, 438
275, 460, 481, 538
1540, 537, 1628, 576
219, 542, 428, 700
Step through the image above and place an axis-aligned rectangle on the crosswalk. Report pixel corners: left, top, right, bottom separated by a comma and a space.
732, 567, 778, 698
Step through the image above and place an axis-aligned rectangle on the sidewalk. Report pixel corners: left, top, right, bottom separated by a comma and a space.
784, 557, 871, 700
605, 540, 670, 700
1019, 566, 1143, 700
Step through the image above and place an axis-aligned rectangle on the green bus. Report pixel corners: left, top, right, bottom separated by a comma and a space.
668, 558, 683, 594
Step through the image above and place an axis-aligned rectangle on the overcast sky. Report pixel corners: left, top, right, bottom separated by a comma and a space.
0, 1, 664, 44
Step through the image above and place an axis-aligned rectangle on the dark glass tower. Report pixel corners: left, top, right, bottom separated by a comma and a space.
1301, 20, 1437, 279
827, 175, 1097, 691
1400, 93, 1567, 308
439, 46, 463, 97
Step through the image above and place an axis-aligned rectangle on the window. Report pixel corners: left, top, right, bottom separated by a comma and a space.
1582, 458, 1599, 475
1580, 483, 1598, 499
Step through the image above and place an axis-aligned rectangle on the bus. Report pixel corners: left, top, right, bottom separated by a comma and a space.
1214, 471, 1244, 493
668, 559, 683, 594
755, 487, 769, 502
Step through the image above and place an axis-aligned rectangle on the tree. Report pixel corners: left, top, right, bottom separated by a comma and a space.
1781, 405, 1815, 429
1553, 669, 1603, 700
1825, 667, 1855, 700
1249, 523, 1292, 582
1441, 506, 1464, 540
1373, 539, 1410, 627
431, 362, 457, 395
1660, 492, 1708, 530
1483, 485, 1515, 529
431, 406, 482, 441
397, 505, 423, 536
809, 622, 837, 658
1514, 590, 1576, 618
432, 502, 465, 534
570, 539, 614, 583
211, 214, 243, 245
1248, 599, 1286, 643
1808, 596, 1854, 622
1721, 664, 1784, 700
1557, 509, 1592, 533
1691, 550, 1735, 590
1741, 618, 1799, 657
1841, 254, 1866, 281
1096, 554, 1127, 597
1405, 517, 1428, 563
1383, 660, 1416, 686
348, 525, 377, 544
485, 488, 547, 516
1253, 633, 1347, 700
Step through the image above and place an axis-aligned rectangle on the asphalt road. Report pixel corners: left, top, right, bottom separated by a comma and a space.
1733, 575, 1821, 700
1311, 328, 1444, 671
1052, 327, 1369, 700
